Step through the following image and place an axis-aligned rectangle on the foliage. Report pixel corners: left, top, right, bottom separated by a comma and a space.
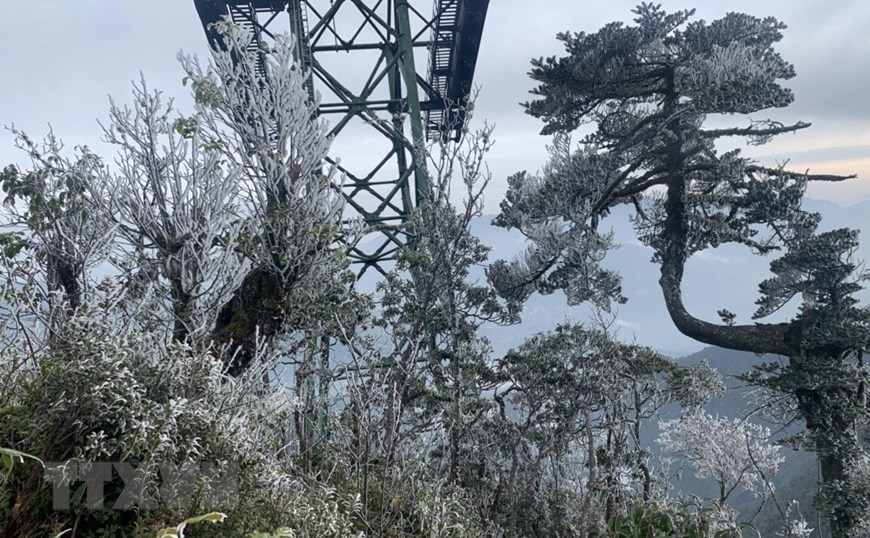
250, 480, 364, 538
607, 499, 742, 538
156, 512, 227, 538
0, 22, 353, 537
0, 283, 296, 536
3, 6, 855, 537
0, 447, 42, 481
658, 414, 784, 505
373, 116, 518, 486
490, 323, 723, 535
489, 3, 870, 534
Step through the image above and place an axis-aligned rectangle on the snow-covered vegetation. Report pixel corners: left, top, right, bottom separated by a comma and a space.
1, 4, 868, 537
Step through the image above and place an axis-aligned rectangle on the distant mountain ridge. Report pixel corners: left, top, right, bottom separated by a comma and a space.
469, 198, 864, 536
674, 347, 821, 536
473, 197, 870, 357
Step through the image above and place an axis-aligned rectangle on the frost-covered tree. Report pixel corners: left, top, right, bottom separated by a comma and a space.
493, 323, 724, 535
306, 110, 514, 537
0, 132, 114, 314
332, 112, 726, 535
93, 77, 247, 345
3, 22, 355, 374
174, 23, 358, 375
659, 414, 784, 507
0, 22, 363, 536
489, 4, 869, 534
374, 114, 517, 484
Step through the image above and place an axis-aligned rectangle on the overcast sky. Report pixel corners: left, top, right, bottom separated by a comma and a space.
1, 1, 868, 211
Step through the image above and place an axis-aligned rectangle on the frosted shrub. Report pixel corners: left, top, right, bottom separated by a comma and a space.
0, 18, 356, 535
658, 413, 784, 506
268, 482, 364, 538
776, 500, 814, 538
0, 283, 297, 535
408, 481, 489, 538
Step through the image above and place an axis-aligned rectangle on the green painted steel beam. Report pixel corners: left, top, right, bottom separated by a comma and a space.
193, 0, 489, 274
394, 0, 430, 204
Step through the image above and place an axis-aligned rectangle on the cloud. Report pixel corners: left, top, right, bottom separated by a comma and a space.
1, 0, 867, 217
800, 158, 870, 205
694, 251, 735, 265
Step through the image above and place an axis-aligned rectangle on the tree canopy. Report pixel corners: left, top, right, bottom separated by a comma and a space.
491, 2, 864, 355
1, 5, 868, 537
489, 4, 870, 535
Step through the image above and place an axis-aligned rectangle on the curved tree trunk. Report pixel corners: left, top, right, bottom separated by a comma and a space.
655, 109, 860, 536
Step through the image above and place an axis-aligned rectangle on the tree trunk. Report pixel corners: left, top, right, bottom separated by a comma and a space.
211, 266, 285, 376
652, 96, 862, 536
795, 379, 859, 538
819, 454, 849, 538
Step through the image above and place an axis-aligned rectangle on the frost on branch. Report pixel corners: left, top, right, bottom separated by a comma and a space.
492, 3, 861, 358
658, 413, 784, 505
1, 130, 115, 312
0, 280, 298, 533
177, 22, 341, 276
95, 77, 247, 345
494, 9, 867, 531
175, 22, 356, 372
489, 136, 626, 309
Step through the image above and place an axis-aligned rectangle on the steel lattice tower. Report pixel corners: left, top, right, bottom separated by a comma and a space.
193, 0, 489, 276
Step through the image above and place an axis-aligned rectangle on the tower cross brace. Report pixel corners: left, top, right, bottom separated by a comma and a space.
193, 0, 489, 276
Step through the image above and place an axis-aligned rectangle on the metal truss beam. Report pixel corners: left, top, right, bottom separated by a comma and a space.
193, 0, 489, 276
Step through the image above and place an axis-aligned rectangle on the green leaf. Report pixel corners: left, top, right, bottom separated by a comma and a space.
182, 512, 227, 525
0, 447, 44, 479
155, 512, 227, 538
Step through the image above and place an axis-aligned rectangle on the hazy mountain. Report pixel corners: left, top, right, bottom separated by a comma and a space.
675, 347, 821, 536
470, 198, 865, 536
474, 198, 870, 357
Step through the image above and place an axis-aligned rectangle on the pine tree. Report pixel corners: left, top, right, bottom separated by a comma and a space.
489, 4, 869, 535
